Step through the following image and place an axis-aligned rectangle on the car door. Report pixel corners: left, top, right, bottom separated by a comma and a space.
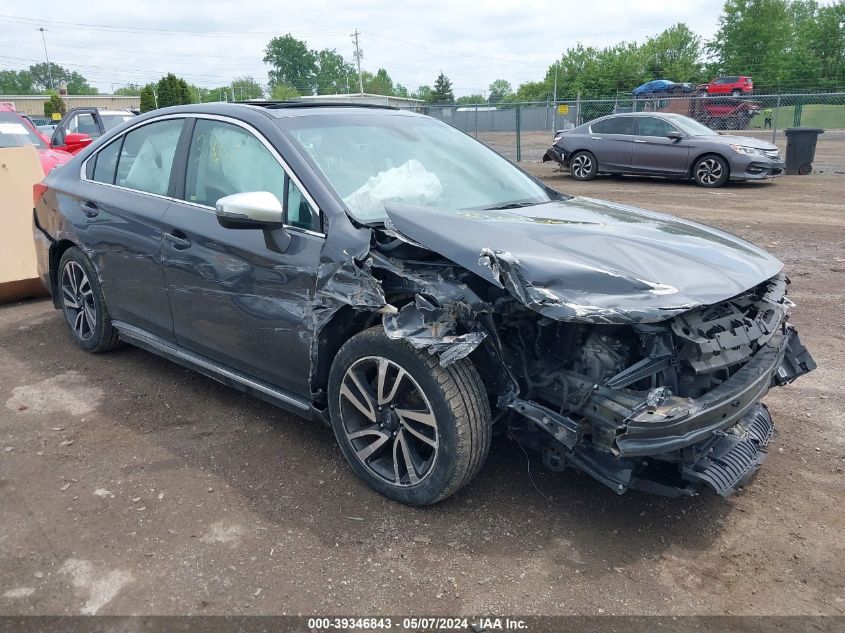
631, 116, 691, 175
80, 117, 187, 340
51, 108, 100, 151
162, 116, 324, 395
588, 116, 635, 172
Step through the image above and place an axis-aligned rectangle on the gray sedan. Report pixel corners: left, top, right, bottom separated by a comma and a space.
544, 112, 785, 187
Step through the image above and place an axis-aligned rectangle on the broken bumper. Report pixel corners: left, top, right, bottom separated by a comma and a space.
554, 327, 815, 497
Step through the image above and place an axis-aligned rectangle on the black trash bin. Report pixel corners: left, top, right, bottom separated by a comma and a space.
784, 127, 824, 175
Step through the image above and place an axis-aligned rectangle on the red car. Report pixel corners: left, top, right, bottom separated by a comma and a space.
704, 76, 753, 96
0, 106, 73, 174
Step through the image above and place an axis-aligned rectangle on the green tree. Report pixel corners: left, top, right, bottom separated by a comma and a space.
28, 63, 97, 94
707, 0, 792, 92
43, 92, 66, 117
139, 85, 157, 112
314, 49, 355, 94
363, 68, 395, 95
114, 84, 142, 96
231, 76, 264, 100
394, 84, 410, 98
487, 79, 513, 104
264, 34, 318, 95
155, 73, 192, 107
456, 94, 486, 105
430, 71, 454, 103
0, 70, 35, 94
412, 85, 433, 101
641, 23, 703, 82
270, 83, 300, 100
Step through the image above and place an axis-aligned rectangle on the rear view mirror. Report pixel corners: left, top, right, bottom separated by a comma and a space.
215, 191, 285, 230
64, 132, 93, 152
667, 130, 684, 141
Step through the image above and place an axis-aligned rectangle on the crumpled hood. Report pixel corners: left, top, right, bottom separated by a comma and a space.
385, 197, 783, 324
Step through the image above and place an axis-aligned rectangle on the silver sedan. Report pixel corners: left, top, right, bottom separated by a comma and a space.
544, 112, 785, 187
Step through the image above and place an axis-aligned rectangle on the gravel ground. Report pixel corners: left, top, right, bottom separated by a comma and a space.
1, 170, 843, 617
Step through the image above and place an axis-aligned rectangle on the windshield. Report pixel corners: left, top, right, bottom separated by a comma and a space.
0, 112, 47, 149
284, 113, 552, 222
670, 115, 719, 137
101, 113, 134, 131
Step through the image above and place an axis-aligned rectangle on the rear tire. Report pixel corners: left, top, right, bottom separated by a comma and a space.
328, 327, 491, 506
58, 247, 121, 353
693, 155, 730, 188
570, 151, 597, 181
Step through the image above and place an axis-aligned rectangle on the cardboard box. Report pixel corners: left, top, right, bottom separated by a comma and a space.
0, 145, 49, 303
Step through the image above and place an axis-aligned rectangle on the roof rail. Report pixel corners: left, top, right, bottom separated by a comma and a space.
236, 100, 398, 110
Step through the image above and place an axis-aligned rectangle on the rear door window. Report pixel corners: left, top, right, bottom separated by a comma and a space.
115, 119, 184, 196
92, 137, 123, 184
601, 117, 635, 135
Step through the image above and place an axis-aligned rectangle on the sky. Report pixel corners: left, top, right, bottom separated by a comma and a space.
1, 0, 729, 96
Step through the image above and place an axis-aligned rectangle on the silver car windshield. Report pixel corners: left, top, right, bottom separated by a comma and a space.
670, 116, 719, 137
284, 114, 551, 222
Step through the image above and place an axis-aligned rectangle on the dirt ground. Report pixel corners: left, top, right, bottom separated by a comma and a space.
1, 169, 843, 618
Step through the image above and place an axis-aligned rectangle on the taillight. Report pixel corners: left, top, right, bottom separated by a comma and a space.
33, 182, 48, 207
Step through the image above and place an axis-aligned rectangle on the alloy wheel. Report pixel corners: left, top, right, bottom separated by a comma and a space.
571, 154, 593, 179
696, 158, 723, 185
61, 261, 96, 341
338, 356, 438, 488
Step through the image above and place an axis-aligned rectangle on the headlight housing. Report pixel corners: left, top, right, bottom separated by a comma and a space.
730, 144, 766, 156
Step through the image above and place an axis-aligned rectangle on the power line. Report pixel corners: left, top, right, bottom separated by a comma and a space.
0, 14, 348, 38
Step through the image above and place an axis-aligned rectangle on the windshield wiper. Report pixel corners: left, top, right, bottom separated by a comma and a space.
484, 201, 541, 210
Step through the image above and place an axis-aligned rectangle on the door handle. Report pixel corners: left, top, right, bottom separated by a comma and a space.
590, 136, 603, 140
164, 231, 191, 250
81, 201, 99, 218
634, 139, 647, 143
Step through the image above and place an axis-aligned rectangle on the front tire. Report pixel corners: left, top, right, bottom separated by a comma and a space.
570, 151, 597, 181
693, 155, 729, 188
58, 247, 121, 353
328, 327, 491, 506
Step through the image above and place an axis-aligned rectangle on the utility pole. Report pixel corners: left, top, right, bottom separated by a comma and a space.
552, 62, 559, 132
351, 29, 364, 95
38, 27, 53, 91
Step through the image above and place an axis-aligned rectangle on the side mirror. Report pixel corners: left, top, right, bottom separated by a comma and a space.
667, 130, 684, 141
216, 191, 286, 230
64, 132, 93, 153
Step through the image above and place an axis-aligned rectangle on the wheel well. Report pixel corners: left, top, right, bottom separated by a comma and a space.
310, 293, 499, 411
311, 304, 384, 407
48, 239, 78, 308
689, 152, 730, 179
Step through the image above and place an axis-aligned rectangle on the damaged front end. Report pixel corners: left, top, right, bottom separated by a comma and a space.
365, 202, 816, 498
494, 273, 815, 497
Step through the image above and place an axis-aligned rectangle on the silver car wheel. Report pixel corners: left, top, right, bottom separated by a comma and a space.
61, 260, 96, 341
696, 158, 723, 185
338, 356, 439, 488
571, 154, 593, 179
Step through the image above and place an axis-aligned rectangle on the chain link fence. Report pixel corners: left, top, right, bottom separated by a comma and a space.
404, 92, 845, 166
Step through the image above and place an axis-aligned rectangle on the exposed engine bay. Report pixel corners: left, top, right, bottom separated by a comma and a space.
366, 220, 816, 498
